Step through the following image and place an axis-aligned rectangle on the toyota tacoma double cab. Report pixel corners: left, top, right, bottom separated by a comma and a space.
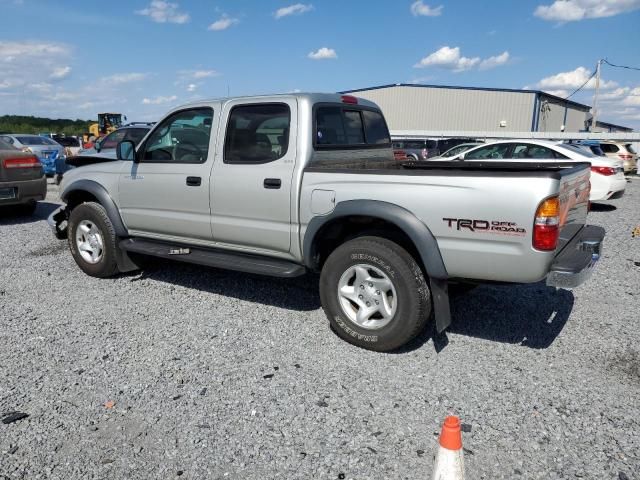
49, 93, 604, 351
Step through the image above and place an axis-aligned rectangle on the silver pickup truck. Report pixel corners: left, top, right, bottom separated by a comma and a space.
49, 93, 604, 351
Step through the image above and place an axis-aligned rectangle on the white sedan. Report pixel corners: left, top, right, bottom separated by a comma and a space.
448, 139, 626, 201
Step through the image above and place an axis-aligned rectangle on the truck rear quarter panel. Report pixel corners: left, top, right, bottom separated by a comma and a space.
300, 170, 560, 283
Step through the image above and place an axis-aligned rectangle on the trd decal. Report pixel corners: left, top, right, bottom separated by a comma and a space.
443, 218, 526, 236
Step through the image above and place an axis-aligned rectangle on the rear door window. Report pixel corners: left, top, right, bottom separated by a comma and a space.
224, 103, 290, 164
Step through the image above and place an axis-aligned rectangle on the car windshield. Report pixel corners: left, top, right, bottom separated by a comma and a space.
0, 139, 18, 150
443, 144, 478, 157
16, 136, 59, 146
557, 144, 597, 158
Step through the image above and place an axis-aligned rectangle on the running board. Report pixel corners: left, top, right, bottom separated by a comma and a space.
119, 238, 306, 278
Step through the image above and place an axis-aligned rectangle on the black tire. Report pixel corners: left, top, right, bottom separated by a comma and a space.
319, 236, 431, 352
67, 202, 120, 278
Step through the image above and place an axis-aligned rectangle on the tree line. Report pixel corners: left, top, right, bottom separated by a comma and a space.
0, 115, 92, 136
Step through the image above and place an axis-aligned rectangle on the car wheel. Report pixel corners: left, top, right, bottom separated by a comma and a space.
67, 202, 120, 278
319, 236, 431, 351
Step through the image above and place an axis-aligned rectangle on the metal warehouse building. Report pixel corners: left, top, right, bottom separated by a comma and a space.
341, 84, 592, 134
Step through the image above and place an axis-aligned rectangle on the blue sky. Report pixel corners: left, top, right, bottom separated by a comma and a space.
1, 0, 639, 128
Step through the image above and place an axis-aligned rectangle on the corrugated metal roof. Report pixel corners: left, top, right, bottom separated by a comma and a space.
341, 83, 592, 111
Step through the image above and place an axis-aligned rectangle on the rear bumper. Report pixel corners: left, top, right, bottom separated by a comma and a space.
0, 176, 47, 206
546, 225, 605, 289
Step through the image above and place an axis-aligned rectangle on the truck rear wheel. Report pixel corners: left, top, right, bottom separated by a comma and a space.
67, 202, 120, 278
319, 236, 431, 351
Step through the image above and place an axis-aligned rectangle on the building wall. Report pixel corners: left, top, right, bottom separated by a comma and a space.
536, 97, 587, 132
351, 86, 536, 132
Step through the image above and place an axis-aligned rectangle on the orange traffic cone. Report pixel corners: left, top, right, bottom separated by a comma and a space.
431, 416, 465, 480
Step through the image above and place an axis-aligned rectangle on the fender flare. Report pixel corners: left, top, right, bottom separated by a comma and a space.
303, 199, 452, 333
304, 199, 447, 279
61, 179, 128, 238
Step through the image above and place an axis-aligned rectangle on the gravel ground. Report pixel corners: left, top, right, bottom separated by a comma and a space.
1, 178, 639, 480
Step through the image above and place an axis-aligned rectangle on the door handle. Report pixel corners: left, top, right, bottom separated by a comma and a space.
263, 178, 281, 189
186, 176, 201, 186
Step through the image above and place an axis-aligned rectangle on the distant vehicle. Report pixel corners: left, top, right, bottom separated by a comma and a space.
392, 138, 479, 160
53, 135, 83, 156
89, 113, 124, 138
599, 141, 637, 174
0, 134, 66, 176
448, 139, 626, 202
563, 140, 605, 157
77, 124, 153, 157
432, 142, 483, 159
0, 139, 46, 215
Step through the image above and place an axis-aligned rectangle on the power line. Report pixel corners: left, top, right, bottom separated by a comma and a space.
602, 59, 640, 72
563, 65, 597, 100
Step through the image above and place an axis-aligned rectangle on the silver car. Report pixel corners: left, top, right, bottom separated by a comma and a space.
0, 134, 65, 176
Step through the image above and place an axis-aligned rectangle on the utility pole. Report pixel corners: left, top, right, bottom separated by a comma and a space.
591, 59, 601, 132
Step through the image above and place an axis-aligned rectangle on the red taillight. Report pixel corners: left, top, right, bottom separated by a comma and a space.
533, 196, 560, 251
618, 154, 633, 160
394, 149, 408, 161
341, 95, 358, 104
591, 166, 616, 176
2, 156, 41, 169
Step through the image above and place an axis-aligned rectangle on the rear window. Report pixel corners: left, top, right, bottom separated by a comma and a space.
16, 136, 58, 146
315, 105, 390, 148
600, 143, 619, 153
625, 144, 636, 154
0, 139, 17, 150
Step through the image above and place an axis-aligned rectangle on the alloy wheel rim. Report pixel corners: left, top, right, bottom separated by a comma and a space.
337, 263, 398, 330
75, 220, 104, 264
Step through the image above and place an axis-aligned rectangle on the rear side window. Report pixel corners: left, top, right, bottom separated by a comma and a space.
315, 105, 390, 149
224, 103, 291, 164
600, 143, 619, 153
625, 144, 636, 154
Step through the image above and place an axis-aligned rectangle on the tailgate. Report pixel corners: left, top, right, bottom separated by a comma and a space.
556, 165, 590, 251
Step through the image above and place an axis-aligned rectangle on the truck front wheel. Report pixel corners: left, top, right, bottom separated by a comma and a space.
319, 236, 431, 351
67, 202, 120, 278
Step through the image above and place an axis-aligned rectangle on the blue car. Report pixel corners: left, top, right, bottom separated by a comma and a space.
0, 134, 66, 176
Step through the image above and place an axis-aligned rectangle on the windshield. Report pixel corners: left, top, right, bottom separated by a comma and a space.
443, 144, 478, 157
557, 144, 597, 158
16, 136, 59, 146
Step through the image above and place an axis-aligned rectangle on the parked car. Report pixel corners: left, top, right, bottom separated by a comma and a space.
0, 139, 47, 215
0, 134, 66, 176
53, 135, 83, 156
432, 142, 483, 159
599, 141, 637, 174
391, 138, 478, 161
449, 140, 626, 202
77, 123, 153, 158
49, 93, 604, 352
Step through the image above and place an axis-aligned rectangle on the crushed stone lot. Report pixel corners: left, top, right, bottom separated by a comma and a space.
1, 179, 639, 480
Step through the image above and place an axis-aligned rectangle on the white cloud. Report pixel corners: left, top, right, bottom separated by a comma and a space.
414, 47, 511, 72
534, 0, 640, 22
208, 15, 239, 31
479, 51, 510, 70
186, 83, 197, 92
0, 41, 69, 60
410, 1, 443, 16
541, 89, 570, 98
536, 66, 617, 90
50, 66, 71, 80
101, 73, 148, 85
621, 87, 640, 106
142, 95, 178, 105
274, 3, 313, 19
136, 1, 190, 24
178, 69, 219, 80
308, 47, 337, 60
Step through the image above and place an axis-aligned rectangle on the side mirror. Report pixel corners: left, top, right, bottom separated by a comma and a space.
117, 140, 136, 162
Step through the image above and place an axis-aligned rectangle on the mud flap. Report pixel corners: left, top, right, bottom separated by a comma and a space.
430, 277, 452, 333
